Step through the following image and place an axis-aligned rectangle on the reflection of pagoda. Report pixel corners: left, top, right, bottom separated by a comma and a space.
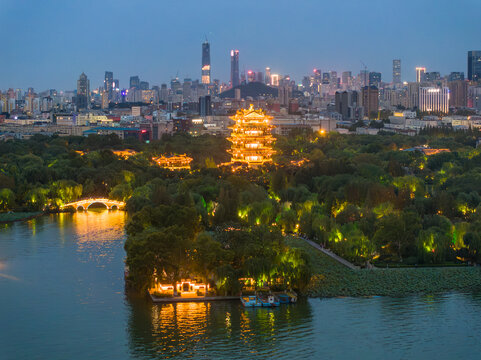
227, 104, 275, 166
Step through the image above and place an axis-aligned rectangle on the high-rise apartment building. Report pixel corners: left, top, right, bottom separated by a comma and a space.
416, 67, 426, 83
201, 41, 211, 84
230, 50, 240, 88
468, 51, 481, 82
360, 70, 369, 87
419, 87, 449, 113
76, 72, 90, 109
361, 86, 379, 119
393, 59, 401, 85
104, 71, 113, 99
341, 71, 352, 88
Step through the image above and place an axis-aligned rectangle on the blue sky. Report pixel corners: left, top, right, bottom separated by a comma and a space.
0, 0, 480, 90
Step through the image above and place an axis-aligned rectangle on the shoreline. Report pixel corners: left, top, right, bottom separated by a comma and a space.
0, 211, 44, 224
286, 237, 481, 298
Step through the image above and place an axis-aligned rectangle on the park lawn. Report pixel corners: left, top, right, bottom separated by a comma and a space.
286, 236, 481, 297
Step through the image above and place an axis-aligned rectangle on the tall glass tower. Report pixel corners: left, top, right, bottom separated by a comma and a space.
468, 51, 481, 82
230, 49, 240, 88
392, 59, 401, 85
201, 41, 211, 84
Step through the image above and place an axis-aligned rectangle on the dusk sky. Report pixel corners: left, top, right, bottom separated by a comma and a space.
1, 0, 480, 90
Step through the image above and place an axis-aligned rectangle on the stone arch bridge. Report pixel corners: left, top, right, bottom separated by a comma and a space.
60, 198, 126, 211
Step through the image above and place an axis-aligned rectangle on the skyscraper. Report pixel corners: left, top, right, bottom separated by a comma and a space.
104, 71, 113, 99
369, 72, 382, 88
393, 59, 401, 85
416, 67, 426, 83
361, 86, 379, 119
130, 76, 140, 89
201, 41, 211, 84
265, 67, 271, 85
76, 72, 90, 110
230, 50, 240, 88
467, 51, 481, 82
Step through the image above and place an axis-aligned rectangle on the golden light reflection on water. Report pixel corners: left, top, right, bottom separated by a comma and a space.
68, 210, 127, 242
57, 210, 127, 265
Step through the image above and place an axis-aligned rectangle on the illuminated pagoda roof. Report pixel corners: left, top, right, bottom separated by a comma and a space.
113, 149, 138, 158
227, 104, 275, 167
152, 154, 193, 170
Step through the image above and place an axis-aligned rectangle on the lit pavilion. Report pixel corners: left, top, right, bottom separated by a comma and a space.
227, 105, 275, 166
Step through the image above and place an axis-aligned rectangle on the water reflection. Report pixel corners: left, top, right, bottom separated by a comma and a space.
3, 213, 481, 359
127, 296, 315, 359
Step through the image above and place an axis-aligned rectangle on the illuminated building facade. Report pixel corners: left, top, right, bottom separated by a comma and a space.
416, 67, 426, 83
227, 104, 275, 166
419, 87, 450, 113
152, 154, 193, 170
230, 49, 239, 88
201, 41, 211, 84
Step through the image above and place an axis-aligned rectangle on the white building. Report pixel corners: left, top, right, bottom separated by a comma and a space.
419, 87, 449, 113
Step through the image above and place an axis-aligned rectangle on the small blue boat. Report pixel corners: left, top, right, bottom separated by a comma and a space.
277, 293, 290, 304
268, 294, 280, 307
257, 292, 272, 307
241, 295, 262, 307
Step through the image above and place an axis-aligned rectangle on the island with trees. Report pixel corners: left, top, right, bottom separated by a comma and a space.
2, 127, 481, 297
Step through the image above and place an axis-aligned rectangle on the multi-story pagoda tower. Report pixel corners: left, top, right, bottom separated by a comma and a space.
227, 104, 275, 166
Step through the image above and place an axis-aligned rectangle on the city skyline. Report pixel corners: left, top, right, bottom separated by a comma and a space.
1, 0, 480, 90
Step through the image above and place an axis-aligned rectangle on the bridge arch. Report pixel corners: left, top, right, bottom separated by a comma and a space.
86, 202, 109, 210
60, 198, 126, 212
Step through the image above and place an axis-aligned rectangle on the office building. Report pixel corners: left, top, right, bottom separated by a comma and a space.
407, 82, 420, 109
416, 67, 426, 83
230, 50, 240, 88
201, 41, 211, 84
104, 71, 113, 99
140, 81, 149, 90
335, 90, 362, 120
425, 72, 441, 82
448, 80, 467, 108
265, 67, 271, 85
448, 72, 464, 82
468, 51, 481, 82
130, 76, 140, 89
247, 70, 256, 83
393, 59, 401, 85
199, 95, 211, 116
369, 72, 382, 88
278, 85, 291, 106
361, 86, 379, 119
419, 87, 449, 113
76, 72, 90, 109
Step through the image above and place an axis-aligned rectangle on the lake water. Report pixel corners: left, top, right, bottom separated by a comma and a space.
1, 212, 481, 359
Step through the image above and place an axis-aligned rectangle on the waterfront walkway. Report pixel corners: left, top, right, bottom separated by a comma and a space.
150, 294, 239, 303
301, 237, 360, 270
